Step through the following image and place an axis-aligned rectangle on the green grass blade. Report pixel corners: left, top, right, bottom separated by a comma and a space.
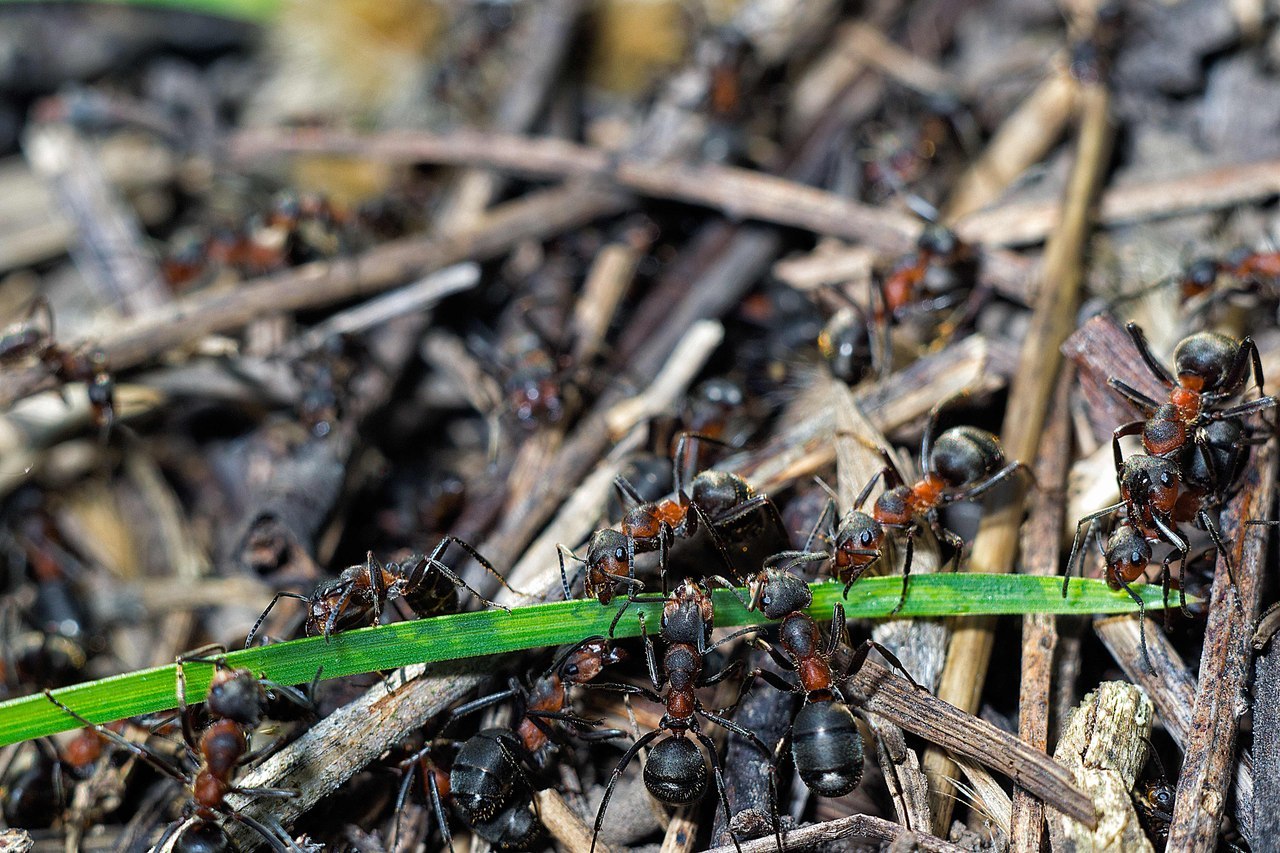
0, 574, 1189, 747
0, 0, 280, 24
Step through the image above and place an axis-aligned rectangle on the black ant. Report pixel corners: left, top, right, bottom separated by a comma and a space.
589, 578, 770, 853
1108, 323, 1275, 476
798, 406, 1030, 611
246, 537, 518, 646
0, 298, 114, 438
43, 657, 312, 853
392, 637, 626, 851
740, 559, 922, 840
560, 433, 787, 634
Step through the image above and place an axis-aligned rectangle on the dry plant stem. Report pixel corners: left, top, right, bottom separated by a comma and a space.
1094, 616, 1255, 842
700, 813, 967, 853
840, 22, 957, 97
1166, 444, 1277, 851
842, 657, 1096, 826
1010, 369, 1074, 852
944, 68, 1078, 222
925, 79, 1115, 834
0, 183, 627, 409
1255, 630, 1280, 843
952, 756, 1012, 836
958, 155, 1280, 248
23, 124, 169, 316
534, 789, 613, 853
572, 241, 639, 365
1047, 682, 1153, 852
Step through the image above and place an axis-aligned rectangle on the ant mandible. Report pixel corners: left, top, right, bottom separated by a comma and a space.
246, 536, 519, 647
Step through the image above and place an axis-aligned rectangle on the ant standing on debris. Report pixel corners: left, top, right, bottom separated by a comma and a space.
560, 433, 787, 634
0, 298, 115, 438
589, 578, 770, 853
44, 656, 313, 853
798, 405, 1030, 610
740, 558, 924, 841
392, 637, 626, 851
246, 536, 519, 646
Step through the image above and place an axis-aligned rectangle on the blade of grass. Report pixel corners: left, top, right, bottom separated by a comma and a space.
0, 574, 1191, 747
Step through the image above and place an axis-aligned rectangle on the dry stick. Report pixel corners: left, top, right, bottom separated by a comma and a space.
1094, 617, 1255, 843
943, 66, 1078, 222
1009, 368, 1074, 852
571, 240, 640, 365
958, 156, 1280, 248
700, 813, 967, 853
842, 657, 1096, 827
1254, 626, 1280, 844
923, 79, 1115, 835
535, 789, 615, 853
1166, 442, 1277, 851
952, 756, 1012, 836
0, 183, 628, 410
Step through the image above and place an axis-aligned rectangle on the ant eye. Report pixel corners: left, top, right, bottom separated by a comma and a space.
1160, 471, 1173, 487
614, 547, 626, 561
564, 664, 579, 677
860, 531, 874, 546
1131, 550, 1144, 565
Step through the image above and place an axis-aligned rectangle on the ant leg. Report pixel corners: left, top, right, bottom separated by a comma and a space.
954, 461, 1034, 501
844, 639, 924, 691
1112, 421, 1145, 471
366, 552, 390, 611
43, 691, 188, 783
691, 501, 743, 581
324, 583, 358, 640
591, 730, 661, 853
707, 624, 763, 654
612, 475, 645, 510
423, 559, 512, 614
890, 528, 916, 615
695, 728, 744, 853
827, 602, 848, 658
1206, 395, 1278, 423
803, 499, 838, 553
1198, 510, 1241, 613
751, 636, 799, 673
1225, 335, 1267, 398
1124, 322, 1176, 387
441, 688, 522, 732
432, 535, 524, 598
736, 666, 797, 697
175, 661, 201, 755
557, 545, 586, 601
1107, 377, 1163, 414
701, 660, 744, 692
228, 811, 295, 853
853, 468, 893, 511
1117, 575, 1154, 674
1064, 505, 1124, 596
427, 764, 456, 853
244, 592, 310, 648
638, 612, 664, 690
699, 710, 773, 759
1153, 515, 1194, 618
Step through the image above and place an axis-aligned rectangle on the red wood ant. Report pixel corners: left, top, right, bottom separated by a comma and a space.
43, 657, 313, 853
0, 298, 114, 438
796, 407, 1029, 611
559, 433, 786, 635
741, 559, 921, 840
589, 578, 770, 853
392, 636, 626, 851
245, 536, 519, 647
1175, 247, 1280, 311
1108, 323, 1275, 473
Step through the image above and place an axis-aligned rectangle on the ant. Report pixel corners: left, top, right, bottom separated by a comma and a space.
43, 658, 312, 853
1174, 246, 1280, 314
0, 298, 115, 439
559, 433, 786, 634
392, 637, 626, 851
741, 559, 921, 836
818, 301, 879, 385
797, 405, 1030, 611
590, 578, 770, 853
1132, 740, 1175, 849
245, 536, 519, 647
1107, 323, 1275, 476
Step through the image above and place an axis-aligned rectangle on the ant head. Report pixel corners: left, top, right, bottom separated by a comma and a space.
834, 511, 884, 558
174, 821, 234, 853
662, 581, 713, 647
557, 636, 626, 683
1104, 524, 1152, 585
206, 667, 266, 728
792, 700, 863, 797
585, 529, 628, 586
1172, 332, 1239, 393
1143, 781, 1175, 815
917, 223, 959, 258
682, 378, 745, 437
930, 426, 1006, 488
507, 368, 564, 427
750, 566, 812, 620
644, 736, 707, 804
1119, 455, 1180, 514
689, 470, 753, 516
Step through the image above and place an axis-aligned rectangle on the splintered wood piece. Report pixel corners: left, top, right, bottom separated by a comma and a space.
1166, 442, 1277, 851
1061, 313, 1166, 447
1048, 682, 1154, 853
699, 812, 967, 853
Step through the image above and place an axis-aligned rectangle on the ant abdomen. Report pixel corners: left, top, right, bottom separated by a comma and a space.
931, 426, 1007, 488
791, 700, 863, 797
450, 728, 521, 820
400, 563, 458, 619
174, 822, 234, 853
470, 794, 540, 849
644, 736, 707, 804
1183, 419, 1249, 497
1172, 332, 1238, 391
689, 470, 753, 519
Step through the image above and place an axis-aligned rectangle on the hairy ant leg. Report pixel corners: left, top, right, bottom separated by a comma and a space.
1064, 503, 1125, 596
1124, 322, 1177, 389
428, 535, 523, 605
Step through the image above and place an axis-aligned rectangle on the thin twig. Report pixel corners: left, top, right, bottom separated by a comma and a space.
700, 812, 968, 853
924, 62, 1116, 835
1166, 442, 1277, 851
